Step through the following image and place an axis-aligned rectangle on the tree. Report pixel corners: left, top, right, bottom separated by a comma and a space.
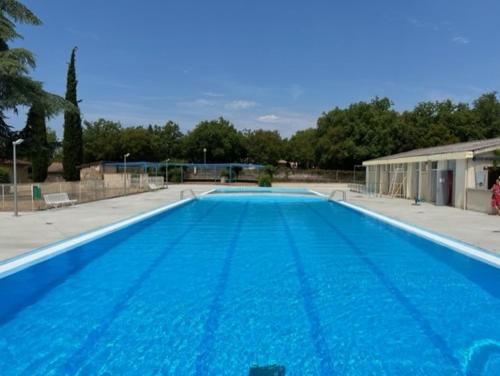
22, 103, 49, 181
182, 117, 244, 163
242, 129, 284, 165
62, 47, 83, 180
46, 127, 60, 162
120, 126, 157, 161
287, 128, 317, 168
315, 97, 399, 169
148, 121, 184, 160
0, 0, 67, 157
473, 92, 500, 138
83, 119, 122, 162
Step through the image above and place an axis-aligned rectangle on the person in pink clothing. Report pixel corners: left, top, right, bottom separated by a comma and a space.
491, 177, 500, 215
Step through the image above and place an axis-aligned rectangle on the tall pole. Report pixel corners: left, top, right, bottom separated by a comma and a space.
165, 159, 169, 188
12, 139, 24, 216
123, 153, 130, 195
203, 148, 207, 165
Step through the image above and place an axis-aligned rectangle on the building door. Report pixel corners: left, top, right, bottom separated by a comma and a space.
436, 170, 453, 206
447, 170, 454, 206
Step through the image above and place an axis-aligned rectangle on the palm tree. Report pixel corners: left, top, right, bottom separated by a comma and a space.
0, 0, 68, 156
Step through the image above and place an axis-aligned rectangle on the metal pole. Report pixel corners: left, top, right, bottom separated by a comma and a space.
123, 153, 129, 195
165, 159, 169, 188
12, 139, 23, 216
203, 148, 207, 165
13, 143, 18, 216
417, 162, 422, 203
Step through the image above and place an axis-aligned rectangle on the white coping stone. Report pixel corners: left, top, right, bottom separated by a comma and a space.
0, 189, 215, 279
308, 189, 500, 269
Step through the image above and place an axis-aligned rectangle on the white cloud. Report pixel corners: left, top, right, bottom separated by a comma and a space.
202, 91, 225, 97
290, 84, 304, 100
452, 36, 470, 44
407, 18, 440, 31
177, 99, 216, 108
225, 100, 258, 110
257, 114, 280, 123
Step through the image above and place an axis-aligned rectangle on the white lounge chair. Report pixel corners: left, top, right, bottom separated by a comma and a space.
148, 183, 161, 191
44, 193, 77, 208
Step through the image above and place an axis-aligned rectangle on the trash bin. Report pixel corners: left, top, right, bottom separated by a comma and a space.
32, 185, 42, 200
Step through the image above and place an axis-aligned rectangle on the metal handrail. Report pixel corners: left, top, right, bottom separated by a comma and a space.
329, 189, 347, 201
180, 189, 197, 200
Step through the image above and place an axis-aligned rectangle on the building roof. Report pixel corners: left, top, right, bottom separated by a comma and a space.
0, 159, 31, 166
47, 162, 64, 173
363, 138, 500, 166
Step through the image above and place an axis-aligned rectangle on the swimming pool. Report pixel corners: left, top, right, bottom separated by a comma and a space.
1, 193, 499, 375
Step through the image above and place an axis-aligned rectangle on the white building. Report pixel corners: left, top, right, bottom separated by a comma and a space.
363, 138, 500, 213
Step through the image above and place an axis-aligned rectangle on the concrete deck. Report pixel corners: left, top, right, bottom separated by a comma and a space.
0, 183, 498, 262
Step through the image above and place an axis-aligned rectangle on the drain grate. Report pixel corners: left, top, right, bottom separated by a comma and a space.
249, 364, 286, 376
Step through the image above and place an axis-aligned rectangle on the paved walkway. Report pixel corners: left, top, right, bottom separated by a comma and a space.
0, 183, 498, 262
0, 184, 213, 261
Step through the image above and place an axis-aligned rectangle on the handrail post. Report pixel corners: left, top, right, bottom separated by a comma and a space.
329, 189, 347, 202
180, 189, 197, 200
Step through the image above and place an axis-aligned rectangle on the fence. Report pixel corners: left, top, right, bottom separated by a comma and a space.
274, 168, 366, 183
0, 176, 165, 212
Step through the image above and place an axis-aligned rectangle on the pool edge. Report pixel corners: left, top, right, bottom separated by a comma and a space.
308, 189, 500, 269
0, 189, 216, 279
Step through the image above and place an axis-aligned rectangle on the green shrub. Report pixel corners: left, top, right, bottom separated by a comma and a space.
168, 168, 182, 183
258, 172, 272, 187
263, 164, 277, 178
0, 167, 10, 184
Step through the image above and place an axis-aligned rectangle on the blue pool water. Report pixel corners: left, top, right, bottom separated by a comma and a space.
1, 194, 500, 375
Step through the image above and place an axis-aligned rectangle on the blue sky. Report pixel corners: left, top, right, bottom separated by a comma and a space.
9, 0, 500, 137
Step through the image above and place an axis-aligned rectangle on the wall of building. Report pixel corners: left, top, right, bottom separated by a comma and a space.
467, 188, 494, 214
454, 159, 466, 209
0, 163, 31, 184
80, 164, 104, 181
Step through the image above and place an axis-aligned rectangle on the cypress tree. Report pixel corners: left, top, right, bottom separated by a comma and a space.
62, 47, 83, 181
23, 103, 49, 182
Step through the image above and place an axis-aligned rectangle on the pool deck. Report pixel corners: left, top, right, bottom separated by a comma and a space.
0, 183, 499, 262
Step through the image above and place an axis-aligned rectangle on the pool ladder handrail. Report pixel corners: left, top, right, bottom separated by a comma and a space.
180, 189, 198, 200
328, 189, 347, 201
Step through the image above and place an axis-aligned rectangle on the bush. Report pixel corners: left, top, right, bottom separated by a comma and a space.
0, 167, 10, 183
258, 172, 272, 187
262, 164, 277, 178
168, 168, 183, 183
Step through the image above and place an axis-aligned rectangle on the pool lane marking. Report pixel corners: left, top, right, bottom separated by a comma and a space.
58, 202, 221, 375
305, 203, 463, 372
192, 202, 249, 375
276, 204, 337, 376
308, 190, 500, 269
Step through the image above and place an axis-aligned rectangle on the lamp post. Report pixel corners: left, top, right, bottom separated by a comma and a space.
12, 138, 24, 216
203, 148, 207, 165
165, 158, 170, 188
123, 153, 130, 194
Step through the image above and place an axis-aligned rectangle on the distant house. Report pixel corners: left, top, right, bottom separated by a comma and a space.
0, 159, 31, 183
363, 138, 500, 213
46, 162, 65, 182
79, 161, 120, 181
